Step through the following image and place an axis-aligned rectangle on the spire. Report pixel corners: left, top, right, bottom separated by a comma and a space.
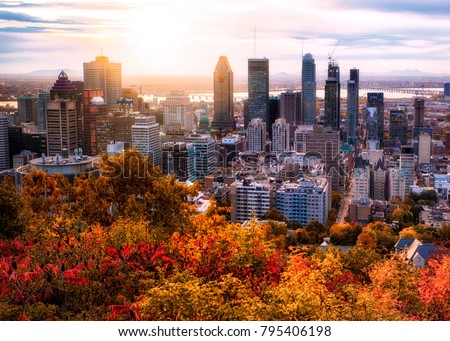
58, 70, 68, 80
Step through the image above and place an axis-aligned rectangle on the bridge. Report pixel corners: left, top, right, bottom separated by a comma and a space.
360, 87, 443, 97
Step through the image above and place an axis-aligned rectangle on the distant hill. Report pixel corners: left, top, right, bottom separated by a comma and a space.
0, 69, 82, 79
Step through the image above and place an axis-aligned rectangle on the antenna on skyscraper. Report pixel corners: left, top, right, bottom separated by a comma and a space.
328, 40, 340, 63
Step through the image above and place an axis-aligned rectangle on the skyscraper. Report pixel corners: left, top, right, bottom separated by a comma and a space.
366, 107, 378, 140
132, 116, 161, 167
46, 71, 79, 156
400, 146, 415, 196
248, 58, 269, 131
445, 83, 450, 97
18, 95, 38, 126
271, 118, 289, 154
162, 91, 193, 132
83, 55, 122, 112
37, 92, 50, 132
389, 109, 408, 145
0, 112, 9, 170
185, 134, 216, 181
279, 90, 301, 147
161, 141, 196, 183
81, 89, 108, 155
367, 93, 384, 143
212, 56, 235, 132
301, 53, 316, 125
347, 78, 358, 146
324, 61, 340, 131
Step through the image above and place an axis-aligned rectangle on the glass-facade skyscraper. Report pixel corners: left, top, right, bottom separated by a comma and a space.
248, 58, 269, 132
212, 56, 235, 132
324, 61, 340, 131
347, 79, 358, 146
301, 53, 316, 125
367, 92, 384, 143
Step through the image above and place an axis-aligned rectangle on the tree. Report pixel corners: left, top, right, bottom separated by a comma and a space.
263, 208, 288, 222
304, 220, 326, 244
330, 223, 362, 245
0, 178, 26, 239
331, 191, 343, 211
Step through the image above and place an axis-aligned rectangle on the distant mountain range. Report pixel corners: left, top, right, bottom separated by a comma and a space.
0, 69, 83, 78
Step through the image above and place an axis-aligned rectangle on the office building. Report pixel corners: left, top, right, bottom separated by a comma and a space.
445, 83, 450, 97
81, 89, 108, 155
400, 146, 415, 195
161, 142, 196, 183
276, 177, 330, 225
185, 134, 216, 181
305, 125, 343, 192
294, 125, 314, 153
271, 118, 289, 154
217, 134, 246, 169
162, 91, 193, 132
418, 133, 431, 165
301, 53, 316, 125
372, 159, 386, 201
347, 79, 358, 146
96, 114, 134, 153
389, 109, 408, 145
121, 88, 139, 109
37, 92, 50, 132
230, 177, 273, 223
324, 60, 340, 131
18, 95, 38, 126
268, 96, 280, 139
367, 93, 384, 143
0, 113, 9, 170
132, 116, 161, 167
279, 90, 301, 146
46, 71, 79, 156
366, 107, 378, 141
248, 58, 269, 129
83, 55, 122, 112
247, 118, 266, 153
212, 56, 235, 131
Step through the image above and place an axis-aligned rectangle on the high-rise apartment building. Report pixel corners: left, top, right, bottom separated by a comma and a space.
301, 53, 316, 125
271, 118, 289, 154
268, 96, 280, 139
389, 109, 408, 145
212, 56, 235, 131
46, 71, 79, 156
83, 55, 122, 112
372, 159, 386, 201
0, 113, 9, 170
367, 93, 384, 143
324, 61, 340, 131
230, 177, 273, 223
161, 141, 196, 183
418, 133, 431, 165
132, 116, 161, 167
247, 118, 266, 153
162, 91, 193, 132
400, 146, 415, 196
185, 134, 216, 181
353, 165, 371, 199
81, 89, 108, 155
276, 177, 330, 225
389, 168, 407, 200
248, 58, 269, 130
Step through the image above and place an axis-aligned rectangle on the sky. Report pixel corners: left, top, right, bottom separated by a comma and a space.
0, 0, 450, 77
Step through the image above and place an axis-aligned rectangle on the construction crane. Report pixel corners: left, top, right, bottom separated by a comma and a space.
328, 40, 340, 63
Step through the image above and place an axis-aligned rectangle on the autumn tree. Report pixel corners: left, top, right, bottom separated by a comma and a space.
0, 178, 26, 239
330, 223, 362, 245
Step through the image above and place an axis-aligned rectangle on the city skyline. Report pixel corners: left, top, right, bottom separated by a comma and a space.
0, 0, 450, 76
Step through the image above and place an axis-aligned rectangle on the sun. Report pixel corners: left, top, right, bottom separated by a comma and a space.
125, 5, 191, 74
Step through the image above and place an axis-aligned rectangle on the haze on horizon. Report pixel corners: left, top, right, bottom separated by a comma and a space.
1, 0, 450, 77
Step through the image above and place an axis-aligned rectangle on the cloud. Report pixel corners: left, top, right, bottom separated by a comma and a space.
0, 2, 43, 9
0, 26, 46, 33
327, 0, 450, 16
0, 10, 78, 24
